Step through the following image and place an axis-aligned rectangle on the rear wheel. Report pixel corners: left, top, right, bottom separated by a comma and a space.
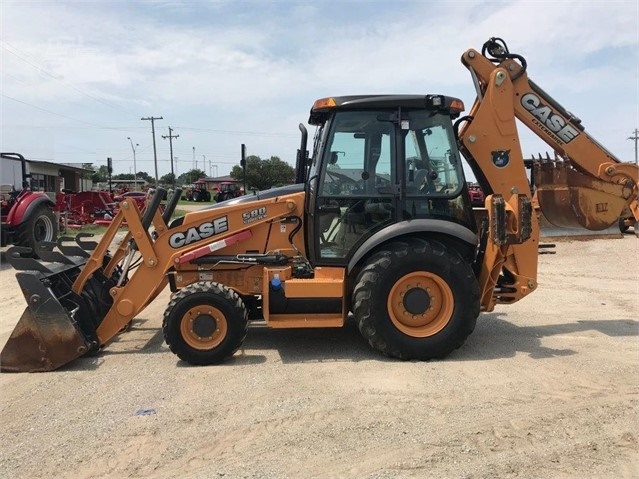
162, 282, 248, 365
17, 203, 58, 255
353, 238, 480, 360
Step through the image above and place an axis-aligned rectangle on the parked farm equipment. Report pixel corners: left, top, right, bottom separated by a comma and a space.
1, 153, 58, 256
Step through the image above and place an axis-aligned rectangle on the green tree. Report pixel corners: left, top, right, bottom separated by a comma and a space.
113, 173, 134, 180
81, 163, 95, 182
230, 155, 294, 191
177, 169, 207, 185
159, 172, 176, 187
135, 171, 155, 184
92, 165, 109, 183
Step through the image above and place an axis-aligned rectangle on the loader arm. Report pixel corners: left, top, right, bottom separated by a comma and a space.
85, 194, 303, 347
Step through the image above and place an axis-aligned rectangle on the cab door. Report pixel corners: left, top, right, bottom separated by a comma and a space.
310, 109, 397, 265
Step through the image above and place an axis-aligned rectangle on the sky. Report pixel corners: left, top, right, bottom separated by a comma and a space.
1, 0, 637, 181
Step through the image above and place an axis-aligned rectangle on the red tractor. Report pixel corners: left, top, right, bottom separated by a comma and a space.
214, 181, 243, 202
467, 182, 486, 207
185, 180, 211, 202
1, 153, 58, 255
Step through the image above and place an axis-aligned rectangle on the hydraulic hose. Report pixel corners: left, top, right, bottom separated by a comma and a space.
481, 37, 527, 80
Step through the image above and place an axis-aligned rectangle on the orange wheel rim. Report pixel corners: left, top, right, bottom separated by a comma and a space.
180, 305, 228, 350
387, 271, 454, 338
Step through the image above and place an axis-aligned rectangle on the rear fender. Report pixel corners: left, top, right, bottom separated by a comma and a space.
6, 192, 55, 225
347, 219, 478, 274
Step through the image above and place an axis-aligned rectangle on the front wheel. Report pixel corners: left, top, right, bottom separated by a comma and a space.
17, 203, 58, 255
353, 238, 480, 360
162, 282, 248, 365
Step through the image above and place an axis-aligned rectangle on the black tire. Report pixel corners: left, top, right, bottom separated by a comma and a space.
203, 191, 211, 202
162, 282, 248, 365
17, 203, 58, 254
352, 238, 480, 360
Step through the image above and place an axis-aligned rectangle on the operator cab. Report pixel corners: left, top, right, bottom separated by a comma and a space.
305, 95, 476, 265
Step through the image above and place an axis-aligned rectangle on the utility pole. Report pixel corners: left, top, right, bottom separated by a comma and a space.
107, 157, 113, 194
126, 137, 139, 190
162, 127, 179, 189
141, 116, 163, 184
192, 147, 195, 183
241, 144, 247, 194
628, 129, 639, 165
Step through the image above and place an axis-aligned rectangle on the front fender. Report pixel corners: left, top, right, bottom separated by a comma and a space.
6, 192, 55, 226
347, 219, 478, 274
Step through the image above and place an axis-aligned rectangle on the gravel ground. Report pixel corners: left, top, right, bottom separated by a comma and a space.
0, 232, 637, 479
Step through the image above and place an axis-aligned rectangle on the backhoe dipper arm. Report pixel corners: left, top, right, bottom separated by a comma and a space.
460, 38, 638, 231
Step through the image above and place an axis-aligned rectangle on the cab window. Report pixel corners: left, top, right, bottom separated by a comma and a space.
316, 111, 394, 261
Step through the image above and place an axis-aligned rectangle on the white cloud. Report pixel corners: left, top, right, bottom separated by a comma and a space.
0, 0, 637, 175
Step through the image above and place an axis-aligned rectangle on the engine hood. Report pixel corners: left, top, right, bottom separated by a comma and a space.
169, 183, 305, 229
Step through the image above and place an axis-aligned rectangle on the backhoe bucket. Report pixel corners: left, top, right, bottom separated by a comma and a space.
534, 161, 633, 231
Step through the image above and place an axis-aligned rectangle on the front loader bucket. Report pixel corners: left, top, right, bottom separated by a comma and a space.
534, 161, 633, 231
1, 304, 89, 373
1, 243, 112, 372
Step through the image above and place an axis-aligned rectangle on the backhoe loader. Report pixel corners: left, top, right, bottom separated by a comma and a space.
2, 37, 637, 372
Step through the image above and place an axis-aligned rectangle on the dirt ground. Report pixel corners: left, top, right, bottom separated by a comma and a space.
0, 232, 637, 479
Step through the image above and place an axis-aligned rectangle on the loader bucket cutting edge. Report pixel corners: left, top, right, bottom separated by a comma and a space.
0, 307, 88, 372
534, 163, 631, 231
1, 267, 93, 373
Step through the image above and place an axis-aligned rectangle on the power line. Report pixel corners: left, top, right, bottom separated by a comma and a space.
1, 40, 139, 117
0, 124, 149, 130
2, 93, 112, 128
173, 125, 298, 138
